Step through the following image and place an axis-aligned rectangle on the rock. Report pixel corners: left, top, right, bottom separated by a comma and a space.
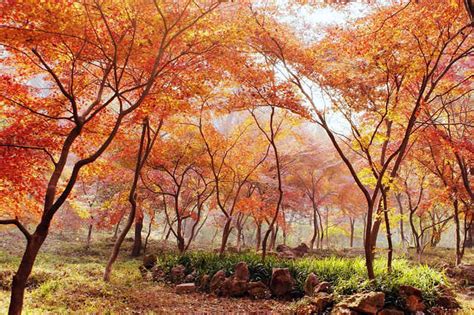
199, 274, 210, 291
276, 244, 292, 252
138, 265, 148, 277
295, 297, 318, 315
293, 243, 309, 257
278, 250, 296, 259
377, 308, 404, 315
304, 272, 320, 296
270, 268, 294, 297
151, 265, 166, 281
458, 264, 474, 285
429, 306, 458, 315
314, 281, 331, 293
331, 306, 359, 315
311, 292, 333, 313
399, 285, 425, 312
436, 295, 460, 309
210, 270, 226, 293
224, 278, 248, 297
227, 246, 239, 253
170, 264, 186, 283
234, 261, 249, 281
142, 254, 157, 270
184, 270, 196, 283
175, 283, 196, 294
337, 292, 385, 314
248, 281, 271, 299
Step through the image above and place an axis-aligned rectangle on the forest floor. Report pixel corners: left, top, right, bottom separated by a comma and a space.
0, 232, 473, 314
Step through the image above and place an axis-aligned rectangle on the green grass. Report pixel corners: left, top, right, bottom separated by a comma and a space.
0, 242, 143, 314
157, 251, 448, 308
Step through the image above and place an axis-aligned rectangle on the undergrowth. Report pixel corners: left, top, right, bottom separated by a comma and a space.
157, 251, 447, 307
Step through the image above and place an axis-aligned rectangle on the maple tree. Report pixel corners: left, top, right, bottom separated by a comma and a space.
0, 0, 227, 312
251, 0, 473, 278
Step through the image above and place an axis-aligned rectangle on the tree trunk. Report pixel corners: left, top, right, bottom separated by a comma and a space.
236, 226, 242, 252
325, 207, 329, 249
349, 217, 355, 248
454, 198, 462, 266
104, 120, 151, 281
219, 218, 232, 256
9, 226, 48, 315
131, 216, 143, 257
364, 202, 377, 280
143, 216, 153, 254
86, 223, 93, 251
310, 205, 318, 250
381, 191, 393, 272
466, 219, 474, 248
256, 222, 262, 251
396, 193, 406, 247
112, 213, 123, 240
270, 225, 278, 250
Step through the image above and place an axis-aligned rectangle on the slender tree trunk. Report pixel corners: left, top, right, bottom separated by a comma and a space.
325, 207, 329, 249
104, 120, 153, 281
86, 223, 93, 251
113, 213, 123, 240
396, 193, 406, 247
270, 225, 278, 250
454, 198, 462, 266
219, 218, 232, 256
349, 217, 355, 248
364, 202, 376, 280
143, 216, 153, 254
466, 218, 474, 248
256, 222, 262, 251
131, 216, 143, 257
381, 191, 393, 272
236, 226, 242, 252
310, 205, 318, 250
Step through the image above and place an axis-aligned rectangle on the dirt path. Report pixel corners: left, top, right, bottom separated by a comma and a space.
129, 285, 290, 314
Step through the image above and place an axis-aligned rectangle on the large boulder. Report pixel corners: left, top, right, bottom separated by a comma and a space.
270, 268, 295, 297
399, 285, 425, 313
304, 272, 320, 296
175, 283, 196, 294
336, 292, 385, 315
210, 270, 226, 293
170, 264, 186, 283
248, 281, 271, 299
233, 261, 249, 282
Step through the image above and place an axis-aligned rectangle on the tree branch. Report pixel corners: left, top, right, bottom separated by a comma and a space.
0, 218, 31, 241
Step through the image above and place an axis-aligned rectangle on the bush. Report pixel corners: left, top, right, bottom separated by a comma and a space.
156, 251, 447, 307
